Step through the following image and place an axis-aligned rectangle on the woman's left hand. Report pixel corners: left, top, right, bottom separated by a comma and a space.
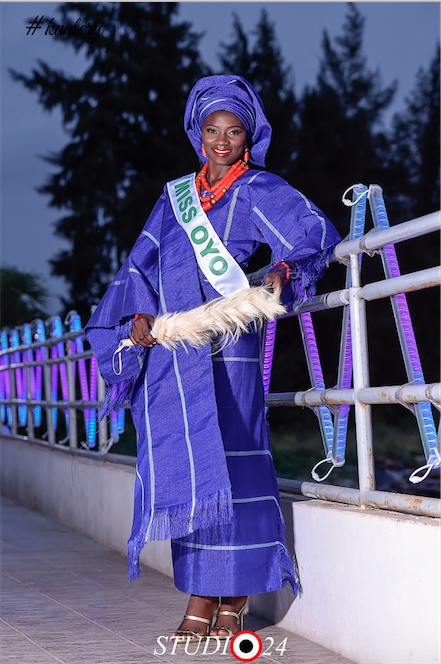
129, 314, 159, 347
264, 272, 285, 294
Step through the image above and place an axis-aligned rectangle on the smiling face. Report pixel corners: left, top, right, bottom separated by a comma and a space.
201, 111, 248, 171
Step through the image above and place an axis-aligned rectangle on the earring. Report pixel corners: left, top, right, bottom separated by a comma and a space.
201, 145, 207, 157
243, 146, 250, 162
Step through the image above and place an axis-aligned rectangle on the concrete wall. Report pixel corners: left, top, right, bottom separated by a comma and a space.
254, 497, 440, 664
1, 435, 440, 664
0, 435, 173, 578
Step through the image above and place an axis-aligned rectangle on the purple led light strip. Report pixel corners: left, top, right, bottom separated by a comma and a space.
49, 317, 70, 435
21, 325, 34, 429
33, 320, 46, 427
368, 187, 438, 467
66, 312, 95, 448
9, 330, 26, 428
89, 354, 97, 448
1, 331, 11, 427
262, 319, 277, 397
299, 312, 334, 453
331, 185, 368, 466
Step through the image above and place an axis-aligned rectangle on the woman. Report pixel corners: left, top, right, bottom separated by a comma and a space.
86, 75, 340, 641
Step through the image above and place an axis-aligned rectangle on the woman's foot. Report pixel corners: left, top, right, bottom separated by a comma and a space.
171, 595, 220, 642
209, 596, 248, 639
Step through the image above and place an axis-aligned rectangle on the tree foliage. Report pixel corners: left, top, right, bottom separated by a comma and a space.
1, 266, 49, 328
292, 3, 398, 236
10, 2, 209, 319
218, 10, 297, 179
318, 3, 396, 126
387, 44, 440, 220
381, 46, 441, 385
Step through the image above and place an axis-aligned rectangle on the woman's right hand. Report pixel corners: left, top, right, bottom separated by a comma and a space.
129, 314, 159, 347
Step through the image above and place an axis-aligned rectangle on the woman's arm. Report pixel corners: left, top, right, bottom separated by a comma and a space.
251, 179, 341, 307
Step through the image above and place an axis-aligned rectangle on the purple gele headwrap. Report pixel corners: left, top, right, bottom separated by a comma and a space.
184, 75, 272, 167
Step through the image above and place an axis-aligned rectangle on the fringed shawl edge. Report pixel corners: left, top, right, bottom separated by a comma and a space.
128, 487, 233, 581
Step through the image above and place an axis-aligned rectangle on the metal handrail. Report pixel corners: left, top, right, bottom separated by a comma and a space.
0, 326, 110, 451
252, 200, 440, 517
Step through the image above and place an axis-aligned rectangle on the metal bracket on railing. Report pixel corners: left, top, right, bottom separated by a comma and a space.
395, 384, 417, 415
425, 383, 441, 413
359, 231, 381, 258
320, 388, 341, 418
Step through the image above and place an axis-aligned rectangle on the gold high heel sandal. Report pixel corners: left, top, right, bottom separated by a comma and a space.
171, 597, 221, 643
209, 598, 248, 640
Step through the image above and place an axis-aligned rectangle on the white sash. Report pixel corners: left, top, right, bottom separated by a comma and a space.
167, 174, 250, 297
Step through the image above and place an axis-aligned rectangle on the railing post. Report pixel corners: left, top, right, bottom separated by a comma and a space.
349, 252, 376, 503
97, 372, 108, 451
43, 356, 56, 444
25, 363, 35, 439
9, 365, 18, 435
66, 342, 78, 448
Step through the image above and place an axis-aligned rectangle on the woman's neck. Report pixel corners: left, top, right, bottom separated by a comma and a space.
205, 164, 230, 189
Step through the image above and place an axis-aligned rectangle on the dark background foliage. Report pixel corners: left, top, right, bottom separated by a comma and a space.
0, 266, 49, 327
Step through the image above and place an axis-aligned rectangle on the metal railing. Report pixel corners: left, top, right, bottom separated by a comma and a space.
1, 185, 440, 518
255, 185, 440, 518
0, 315, 115, 453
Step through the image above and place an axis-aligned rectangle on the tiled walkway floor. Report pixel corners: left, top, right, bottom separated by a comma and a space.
1, 495, 355, 664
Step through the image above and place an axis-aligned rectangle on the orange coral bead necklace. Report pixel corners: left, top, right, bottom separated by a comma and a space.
195, 153, 249, 212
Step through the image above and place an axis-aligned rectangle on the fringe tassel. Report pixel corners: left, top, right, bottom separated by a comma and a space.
291, 247, 334, 307
278, 543, 303, 598
99, 377, 136, 419
151, 285, 286, 351
128, 487, 233, 581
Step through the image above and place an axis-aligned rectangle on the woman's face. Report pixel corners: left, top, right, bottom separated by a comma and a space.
201, 111, 247, 169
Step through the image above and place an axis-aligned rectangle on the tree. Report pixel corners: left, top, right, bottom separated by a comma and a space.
387, 44, 440, 221
10, 2, 209, 319
218, 11, 298, 180
292, 3, 397, 236
0, 266, 49, 328
382, 46, 441, 387
413, 46, 440, 217
217, 13, 252, 80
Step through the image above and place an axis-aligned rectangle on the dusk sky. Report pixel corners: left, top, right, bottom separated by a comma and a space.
1, 2, 439, 315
